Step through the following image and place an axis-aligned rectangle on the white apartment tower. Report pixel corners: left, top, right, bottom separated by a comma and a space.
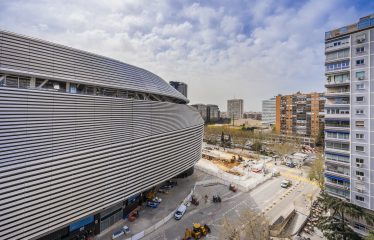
324, 14, 374, 233
262, 97, 276, 125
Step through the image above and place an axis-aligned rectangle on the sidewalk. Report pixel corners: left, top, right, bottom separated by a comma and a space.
95, 170, 206, 240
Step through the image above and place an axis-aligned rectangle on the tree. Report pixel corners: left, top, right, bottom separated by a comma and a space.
366, 231, 374, 240
308, 154, 325, 189
318, 193, 374, 240
220, 210, 270, 240
272, 142, 296, 162
252, 141, 262, 153
315, 126, 325, 147
221, 131, 225, 145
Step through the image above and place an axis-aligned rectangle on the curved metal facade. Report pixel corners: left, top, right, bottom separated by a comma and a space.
0, 30, 188, 103
0, 31, 203, 240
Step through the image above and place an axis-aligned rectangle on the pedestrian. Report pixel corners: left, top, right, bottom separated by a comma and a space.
204, 194, 208, 204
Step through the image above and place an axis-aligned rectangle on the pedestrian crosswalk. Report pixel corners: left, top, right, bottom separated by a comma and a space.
280, 172, 318, 187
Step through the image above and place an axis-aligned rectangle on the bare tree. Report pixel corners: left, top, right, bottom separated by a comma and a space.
272, 142, 296, 162
220, 210, 270, 240
308, 153, 325, 189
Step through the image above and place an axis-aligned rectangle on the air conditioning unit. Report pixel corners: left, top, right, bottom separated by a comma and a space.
358, 76, 365, 80
356, 163, 363, 168
357, 176, 364, 181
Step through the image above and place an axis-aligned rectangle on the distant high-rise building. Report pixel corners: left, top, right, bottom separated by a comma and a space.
227, 99, 243, 120
324, 14, 374, 225
191, 104, 207, 121
169, 81, 187, 97
262, 98, 276, 125
207, 104, 220, 122
275, 92, 325, 137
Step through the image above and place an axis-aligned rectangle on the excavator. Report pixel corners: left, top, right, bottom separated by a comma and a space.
183, 223, 211, 239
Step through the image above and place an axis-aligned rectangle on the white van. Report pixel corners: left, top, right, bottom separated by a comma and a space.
174, 204, 187, 220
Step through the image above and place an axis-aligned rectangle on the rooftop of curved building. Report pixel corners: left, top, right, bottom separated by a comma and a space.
0, 29, 188, 104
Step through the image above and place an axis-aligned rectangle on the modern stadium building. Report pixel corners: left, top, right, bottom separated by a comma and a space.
0, 30, 204, 240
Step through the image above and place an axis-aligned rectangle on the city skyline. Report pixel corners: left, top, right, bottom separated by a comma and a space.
1, 0, 373, 111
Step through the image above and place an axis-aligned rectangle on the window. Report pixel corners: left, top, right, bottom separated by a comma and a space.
326, 61, 350, 71
356, 71, 365, 80
356, 83, 365, 90
353, 222, 369, 232
356, 171, 364, 176
355, 121, 364, 127
356, 47, 365, 53
356, 59, 365, 65
356, 34, 366, 43
356, 96, 364, 102
356, 109, 364, 114
356, 146, 364, 152
334, 42, 341, 46
355, 195, 365, 202
356, 158, 364, 163
356, 133, 364, 139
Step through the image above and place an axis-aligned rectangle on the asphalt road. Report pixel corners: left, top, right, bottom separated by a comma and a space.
144, 176, 295, 240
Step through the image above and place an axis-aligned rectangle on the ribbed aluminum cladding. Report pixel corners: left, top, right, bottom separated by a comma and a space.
0, 87, 203, 240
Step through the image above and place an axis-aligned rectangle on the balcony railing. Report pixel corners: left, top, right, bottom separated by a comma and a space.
325, 168, 350, 177
325, 180, 350, 190
325, 80, 350, 86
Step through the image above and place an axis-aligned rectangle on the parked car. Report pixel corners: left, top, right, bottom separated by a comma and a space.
152, 196, 162, 203
122, 226, 130, 234
147, 201, 160, 208
281, 180, 291, 188
160, 185, 174, 190
174, 204, 187, 220
166, 180, 178, 187
112, 230, 124, 239
286, 161, 296, 168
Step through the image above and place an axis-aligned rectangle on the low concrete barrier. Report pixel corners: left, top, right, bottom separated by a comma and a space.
195, 161, 271, 192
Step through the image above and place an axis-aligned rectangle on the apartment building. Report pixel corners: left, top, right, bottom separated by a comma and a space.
262, 97, 276, 125
207, 104, 220, 122
324, 14, 374, 235
169, 81, 188, 97
191, 104, 208, 121
227, 99, 244, 120
275, 92, 325, 137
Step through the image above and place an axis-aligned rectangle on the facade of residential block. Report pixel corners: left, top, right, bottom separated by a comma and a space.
324, 14, 374, 235
275, 92, 325, 137
262, 97, 276, 125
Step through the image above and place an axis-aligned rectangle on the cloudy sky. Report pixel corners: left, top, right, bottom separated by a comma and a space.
0, 0, 372, 111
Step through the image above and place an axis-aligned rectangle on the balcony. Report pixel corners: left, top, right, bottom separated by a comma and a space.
325, 114, 350, 120
325, 186, 350, 200
325, 136, 350, 143
325, 90, 350, 97
325, 80, 350, 87
325, 180, 350, 190
325, 64, 350, 74
325, 168, 350, 178
325, 120, 350, 131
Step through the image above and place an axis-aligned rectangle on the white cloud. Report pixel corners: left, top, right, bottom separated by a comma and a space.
0, 0, 370, 111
